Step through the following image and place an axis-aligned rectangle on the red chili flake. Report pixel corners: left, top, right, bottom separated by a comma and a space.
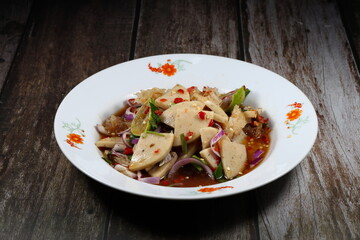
185, 131, 194, 141
144, 106, 150, 114
128, 98, 136, 105
187, 86, 196, 93
257, 115, 269, 124
154, 110, 163, 116
123, 147, 133, 155
162, 180, 170, 185
208, 119, 214, 127
246, 146, 252, 151
160, 98, 167, 102
177, 89, 185, 94
174, 98, 184, 104
154, 149, 160, 153
198, 111, 206, 120
214, 143, 220, 153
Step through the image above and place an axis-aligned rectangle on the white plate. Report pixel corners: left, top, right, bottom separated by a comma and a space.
54, 54, 318, 200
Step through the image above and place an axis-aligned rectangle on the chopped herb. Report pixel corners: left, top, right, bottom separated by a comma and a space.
149, 98, 161, 130
146, 131, 165, 136
213, 162, 224, 180
180, 133, 187, 154
225, 86, 251, 113
191, 163, 203, 172
191, 155, 206, 164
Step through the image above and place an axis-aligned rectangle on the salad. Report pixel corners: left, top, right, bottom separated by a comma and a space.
95, 84, 271, 187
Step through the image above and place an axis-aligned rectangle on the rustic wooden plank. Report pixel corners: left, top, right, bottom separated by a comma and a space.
0, 0, 137, 239
242, 0, 360, 239
338, 0, 360, 69
134, 0, 241, 59
107, 193, 259, 240
106, 0, 259, 239
0, 0, 32, 92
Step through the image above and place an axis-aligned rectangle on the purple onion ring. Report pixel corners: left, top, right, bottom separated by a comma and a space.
210, 129, 225, 157
121, 132, 132, 148
168, 158, 214, 180
95, 124, 110, 136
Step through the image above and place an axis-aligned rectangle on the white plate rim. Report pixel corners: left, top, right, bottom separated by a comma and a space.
54, 53, 318, 200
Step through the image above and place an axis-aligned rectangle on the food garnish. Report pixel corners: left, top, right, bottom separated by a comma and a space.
96, 84, 271, 187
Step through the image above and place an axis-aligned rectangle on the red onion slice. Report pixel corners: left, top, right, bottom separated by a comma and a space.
121, 132, 132, 148
250, 149, 265, 167
253, 149, 264, 159
111, 150, 129, 160
131, 138, 139, 145
136, 171, 160, 184
124, 107, 136, 121
138, 177, 160, 184
95, 124, 110, 136
250, 157, 263, 168
127, 98, 136, 106
124, 114, 134, 121
210, 129, 225, 157
127, 98, 142, 107
112, 143, 126, 152
168, 158, 214, 180
114, 165, 137, 178
117, 128, 130, 136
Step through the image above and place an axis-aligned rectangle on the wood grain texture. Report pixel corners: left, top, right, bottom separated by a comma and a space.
0, 0, 136, 239
0, 0, 32, 92
338, 0, 360, 69
242, 0, 360, 239
134, 0, 240, 59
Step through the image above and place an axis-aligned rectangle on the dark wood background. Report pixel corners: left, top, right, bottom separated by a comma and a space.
1, 0, 359, 239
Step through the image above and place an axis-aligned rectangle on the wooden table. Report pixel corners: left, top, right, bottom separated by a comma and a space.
1, 0, 359, 239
